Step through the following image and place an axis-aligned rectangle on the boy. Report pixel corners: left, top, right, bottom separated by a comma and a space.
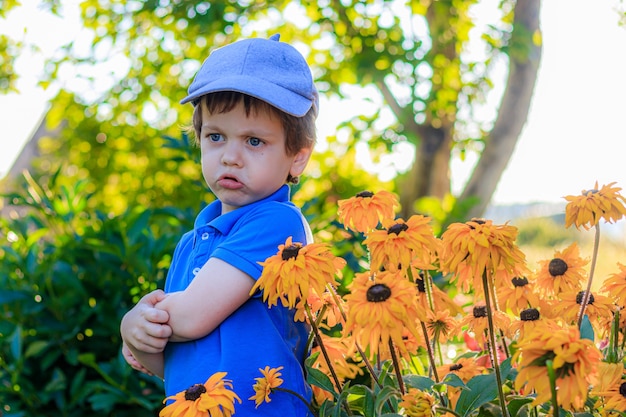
120, 34, 318, 416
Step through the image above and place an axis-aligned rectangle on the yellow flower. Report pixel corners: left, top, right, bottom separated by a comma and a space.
414, 270, 463, 316
424, 309, 459, 343
591, 362, 626, 412
551, 290, 614, 330
249, 366, 284, 408
337, 190, 399, 233
600, 263, 626, 306
496, 276, 541, 315
306, 289, 347, 330
509, 307, 561, 340
535, 242, 588, 297
251, 236, 346, 321
399, 388, 436, 417
514, 324, 601, 410
455, 304, 511, 345
343, 270, 422, 358
364, 215, 439, 272
564, 181, 626, 230
160, 372, 241, 417
439, 219, 528, 293
437, 357, 485, 383
311, 334, 363, 382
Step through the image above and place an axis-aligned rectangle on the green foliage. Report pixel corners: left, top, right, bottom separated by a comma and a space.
514, 216, 577, 247
0, 169, 194, 416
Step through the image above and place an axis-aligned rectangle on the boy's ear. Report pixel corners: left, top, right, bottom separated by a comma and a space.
289, 147, 313, 177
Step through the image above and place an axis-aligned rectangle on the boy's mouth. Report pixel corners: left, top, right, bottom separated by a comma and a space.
217, 175, 243, 190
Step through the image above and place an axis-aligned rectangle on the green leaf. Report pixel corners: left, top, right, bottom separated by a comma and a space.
24, 340, 49, 358
507, 396, 534, 417
306, 367, 337, 398
403, 374, 435, 391
0, 290, 29, 305
455, 358, 514, 417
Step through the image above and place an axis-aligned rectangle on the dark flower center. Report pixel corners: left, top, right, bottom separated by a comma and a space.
548, 258, 568, 277
576, 291, 595, 305
520, 308, 540, 321
450, 363, 463, 371
473, 305, 487, 318
281, 244, 301, 261
512, 277, 529, 287
620, 382, 626, 397
467, 218, 486, 229
184, 384, 207, 401
416, 278, 426, 293
367, 284, 392, 302
387, 223, 408, 235
356, 191, 374, 198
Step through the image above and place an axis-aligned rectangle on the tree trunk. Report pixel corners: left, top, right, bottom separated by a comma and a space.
400, 125, 452, 218
3, 114, 64, 185
460, 0, 542, 220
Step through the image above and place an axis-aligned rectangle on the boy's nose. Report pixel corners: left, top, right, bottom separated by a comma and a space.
221, 142, 242, 166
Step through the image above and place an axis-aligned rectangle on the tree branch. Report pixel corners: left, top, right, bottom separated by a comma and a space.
460, 0, 542, 219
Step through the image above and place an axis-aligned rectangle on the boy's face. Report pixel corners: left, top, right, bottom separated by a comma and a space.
199, 100, 311, 214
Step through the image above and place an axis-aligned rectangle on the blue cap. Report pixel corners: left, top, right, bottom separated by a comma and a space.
181, 34, 318, 117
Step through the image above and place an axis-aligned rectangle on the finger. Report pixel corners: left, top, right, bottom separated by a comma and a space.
142, 289, 167, 305
144, 307, 170, 324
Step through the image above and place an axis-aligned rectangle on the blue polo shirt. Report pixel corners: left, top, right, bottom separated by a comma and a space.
163, 185, 313, 416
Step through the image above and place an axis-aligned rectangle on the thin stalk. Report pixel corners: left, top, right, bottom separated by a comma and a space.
607, 307, 620, 363
305, 304, 328, 353
433, 328, 445, 366
420, 320, 440, 382
482, 270, 509, 417
388, 339, 405, 395
545, 360, 560, 417
273, 387, 319, 416
487, 272, 510, 359
304, 305, 344, 395
577, 223, 601, 328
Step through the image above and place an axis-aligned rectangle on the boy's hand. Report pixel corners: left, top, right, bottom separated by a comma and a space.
120, 289, 172, 353
122, 341, 154, 375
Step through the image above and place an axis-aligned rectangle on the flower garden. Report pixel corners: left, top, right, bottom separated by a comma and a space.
159, 182, 626, 417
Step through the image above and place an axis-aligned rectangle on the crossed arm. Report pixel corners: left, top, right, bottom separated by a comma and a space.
120, 257, 255, 378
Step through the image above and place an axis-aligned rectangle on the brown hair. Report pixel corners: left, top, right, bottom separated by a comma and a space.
191, 92, 317, 183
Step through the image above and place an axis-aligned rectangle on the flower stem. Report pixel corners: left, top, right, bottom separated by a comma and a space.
388, 339, 405, 395
545, 360, 560, 417
304, 304, 343, 394
481, 270, 509, 417
608, 307, 620, 363
273, 387, 319, 417
576, 223, 601, 328
420, 320, 440, 383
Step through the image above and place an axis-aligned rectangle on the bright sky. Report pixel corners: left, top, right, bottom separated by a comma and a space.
1, 0, 625, 206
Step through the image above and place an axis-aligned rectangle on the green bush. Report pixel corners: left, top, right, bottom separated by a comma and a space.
0, 171, 195, 416
514, 215, 578, 247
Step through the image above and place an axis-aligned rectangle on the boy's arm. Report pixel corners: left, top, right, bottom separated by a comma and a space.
120, 290, 172, 378
155, 257, 254, 341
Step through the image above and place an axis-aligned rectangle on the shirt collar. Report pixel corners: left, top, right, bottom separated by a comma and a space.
194, 184, 291, 233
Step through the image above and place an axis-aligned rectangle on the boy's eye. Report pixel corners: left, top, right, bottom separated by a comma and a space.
208, 133, 223, 142
248, 137, 263, 147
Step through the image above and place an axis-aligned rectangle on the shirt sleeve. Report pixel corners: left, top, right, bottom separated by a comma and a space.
211, 202, 309, 281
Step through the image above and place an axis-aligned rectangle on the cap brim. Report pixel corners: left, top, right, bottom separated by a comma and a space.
180, 75, 313, 117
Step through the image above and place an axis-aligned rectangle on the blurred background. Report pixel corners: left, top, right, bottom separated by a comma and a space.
1, 1, 626, 415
